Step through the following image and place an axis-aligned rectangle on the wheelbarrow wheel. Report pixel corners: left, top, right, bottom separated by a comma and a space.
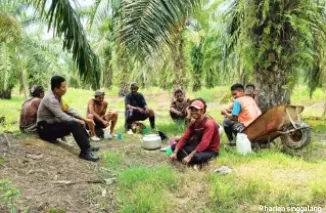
281, 121, 311, 149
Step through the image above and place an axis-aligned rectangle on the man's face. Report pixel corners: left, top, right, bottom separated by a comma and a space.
131, 86, 138, 95
245, 87, 255, 98
190, 107, 203, 120
175, 92, 184, 102
231, 89, 244, 99
40, 92, 45, 99
54, 81, 67, 97
94, 95, 104, 103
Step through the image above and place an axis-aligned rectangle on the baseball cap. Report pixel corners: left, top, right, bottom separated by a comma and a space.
130, 82, 138, 88
190, 100, 204, 110
95, 90, 105, 96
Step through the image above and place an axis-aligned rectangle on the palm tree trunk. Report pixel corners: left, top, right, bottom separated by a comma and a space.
256, 62, 290, 113
118, 53, 130, 97
171, 32, 186, 89
21, 68, 29, 99
104, 64, 113, 89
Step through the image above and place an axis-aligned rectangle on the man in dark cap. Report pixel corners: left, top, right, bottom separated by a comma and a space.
86, 90, 118, 140
125, 82, 156, 134
19, 85, 45, 133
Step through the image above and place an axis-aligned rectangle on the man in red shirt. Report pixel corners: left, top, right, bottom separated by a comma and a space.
170, 99, 220, 165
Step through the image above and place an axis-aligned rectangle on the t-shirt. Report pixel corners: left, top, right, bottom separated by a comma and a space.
231, 100, 242, 116
125, 92, 147, 109
176, 117, 220, 153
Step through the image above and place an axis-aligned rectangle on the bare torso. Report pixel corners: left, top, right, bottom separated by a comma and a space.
20, 97, 42, 129
87, 99, 107, 118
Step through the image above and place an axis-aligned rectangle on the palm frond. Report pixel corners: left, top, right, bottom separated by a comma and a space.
35, 0, 101, 89
0, 13, 22, 43
88, 0, 111, 29
118, 0, 200, 60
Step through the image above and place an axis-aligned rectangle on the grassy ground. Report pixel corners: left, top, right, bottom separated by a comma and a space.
1, 85, 326, 212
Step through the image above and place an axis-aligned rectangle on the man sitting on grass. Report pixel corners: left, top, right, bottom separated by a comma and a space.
170, 99, 220, 166
86, 90, 118, 141
37, 76, 99, 162
169, 89, 191, 125
125, 82, 156, 134
221, 83, 261, 145
20, 85, 45, 134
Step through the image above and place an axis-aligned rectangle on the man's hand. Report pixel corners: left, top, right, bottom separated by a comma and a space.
138, 108, 145, 114
76, 119, 86, 126
170, 152, 177, 161
102, 120, 109, 127
84, 118, 95, 126
182, 155, 192, 165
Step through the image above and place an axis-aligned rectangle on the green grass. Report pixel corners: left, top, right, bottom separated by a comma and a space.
2, 85, 326, 212
208, 149, 326, 212
102, 151, 124, 170
117, 165, 179, 213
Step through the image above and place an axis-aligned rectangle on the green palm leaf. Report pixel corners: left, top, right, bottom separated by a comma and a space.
35, 0, 101, 89
118, 0, 200, 59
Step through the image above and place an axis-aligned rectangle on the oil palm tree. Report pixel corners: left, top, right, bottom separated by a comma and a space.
0, 0, 101, 91
117, 0, 326, 112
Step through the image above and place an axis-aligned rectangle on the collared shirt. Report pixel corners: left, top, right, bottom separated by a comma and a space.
37, 90, 83, 124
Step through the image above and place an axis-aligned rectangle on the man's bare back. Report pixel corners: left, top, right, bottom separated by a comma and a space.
20, 97, 42, 132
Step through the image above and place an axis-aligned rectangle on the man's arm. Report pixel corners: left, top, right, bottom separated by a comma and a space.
44, 98, 77, 122
254, 92, 259, 106
221, 103, 233, 115
170, 101, 181, 115
125, 94, 138, 110
175, 125, 194, 152
228, 101, 241, 121
88, 99, 105, 122
187, 120, 217, 159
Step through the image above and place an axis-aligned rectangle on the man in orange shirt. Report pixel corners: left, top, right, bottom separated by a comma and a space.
221, 83, 261, 145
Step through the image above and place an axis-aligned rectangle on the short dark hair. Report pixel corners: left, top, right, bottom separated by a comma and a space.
245, 84, 256, 90
190, 98, 207, 113
231, 83, 244, 91
174, 88, 184, 95
51, 76, 65, 91
31, 85, 44, 97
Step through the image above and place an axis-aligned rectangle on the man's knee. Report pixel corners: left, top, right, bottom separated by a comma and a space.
149, 109, 155, 116
110, 112, 118, 120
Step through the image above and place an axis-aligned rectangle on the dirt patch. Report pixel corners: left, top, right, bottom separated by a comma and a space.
0, 134, 107, 213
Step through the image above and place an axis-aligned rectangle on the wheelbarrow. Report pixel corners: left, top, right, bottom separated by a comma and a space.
241, 105, 311, 149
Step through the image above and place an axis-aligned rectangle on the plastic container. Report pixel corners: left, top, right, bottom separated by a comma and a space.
117, 133, 123, 140
143, 128, 149, 134
165, 147, 173, 156
236, 133, 252, 155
